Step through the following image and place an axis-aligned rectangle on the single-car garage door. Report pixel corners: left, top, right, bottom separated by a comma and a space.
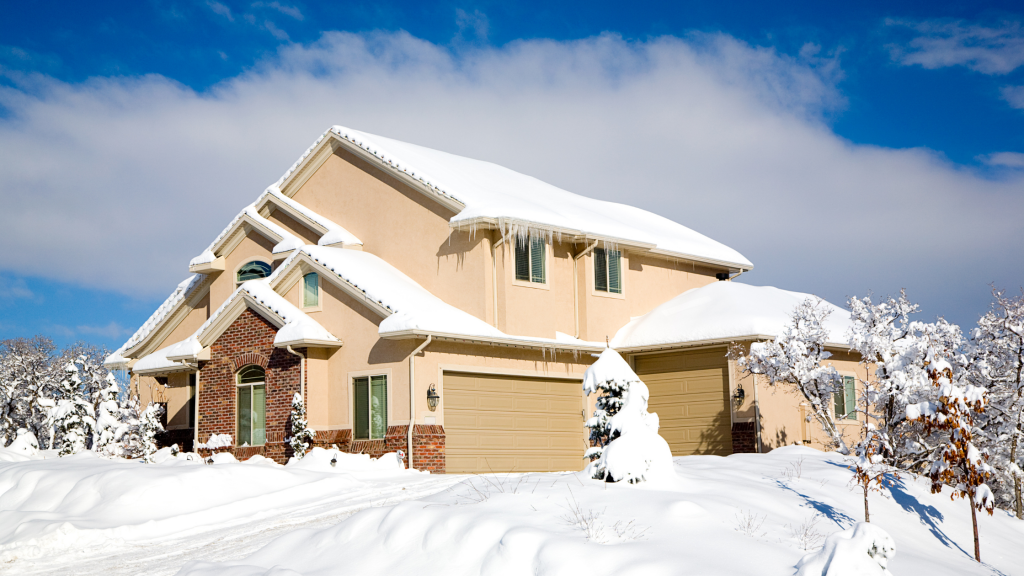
444, 372, 586, 474
634, 348, 732, 456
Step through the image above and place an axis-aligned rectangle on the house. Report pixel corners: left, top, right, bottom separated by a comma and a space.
105, 126, 861, 472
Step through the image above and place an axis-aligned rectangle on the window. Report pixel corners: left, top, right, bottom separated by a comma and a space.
302, 273, 319, 308
594, 247, 622, 294
237, 260, 272, 284
353, 375, 387, 440
237, 365, 266, 446
834, 376, 856, 421
514, 237, 546, 283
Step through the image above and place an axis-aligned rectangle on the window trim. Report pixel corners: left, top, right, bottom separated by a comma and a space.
235, 258, 273, 286
348, 368, 394, 439
591, 247, 625, 299
511, 237, 550, 290
301, 272, 322, 311
235, 365, 267, 447
834, 375, 858, 421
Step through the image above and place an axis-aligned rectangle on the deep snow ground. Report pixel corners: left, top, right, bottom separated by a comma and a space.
1, 447, 1021, 575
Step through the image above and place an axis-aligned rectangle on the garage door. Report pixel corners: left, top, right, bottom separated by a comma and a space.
634, 348, 732, 456
444, 372, 586, 473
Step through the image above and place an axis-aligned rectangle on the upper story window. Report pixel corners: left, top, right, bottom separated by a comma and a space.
834, 375, 856, 421
594, 247, 622, 294
237, 260, 272, 284
514, 238, 546, 284
302, 273, 320, 308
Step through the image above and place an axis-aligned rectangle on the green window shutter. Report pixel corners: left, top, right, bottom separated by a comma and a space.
844, 376, 857, 420
515, 239, 530, 281
371, 375, 387, 439
354, 377, 369, 439
238, 385, 252, 446
252, 384, 266, 445
303, 273, 319, 308
530, 238, 546, 283
594, 247, 608, 292
608, 249, 622, 294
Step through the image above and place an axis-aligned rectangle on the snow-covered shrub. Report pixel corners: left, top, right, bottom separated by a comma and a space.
583, 348, 673, 484
52, 360, 96, 456
795, 522, 896, 576
135, 403, 165, 462
7, 428, 39, 456
288, 392, 314, 459
197, 433, 233, 449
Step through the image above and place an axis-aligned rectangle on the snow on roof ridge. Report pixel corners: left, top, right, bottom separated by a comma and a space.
189, 204, 305, 267
263, 188, 362, 247
267, 125, 752, 269
610, 282, 853, 350
105, 274, 206, 368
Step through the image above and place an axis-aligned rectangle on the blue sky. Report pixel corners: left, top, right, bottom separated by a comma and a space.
1, 0, 1023, 351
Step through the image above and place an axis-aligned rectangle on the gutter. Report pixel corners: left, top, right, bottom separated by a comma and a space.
573, 241, 599, 339
381, 329, 604, 353
614, 335, 852, 355
407, 336, 432, 470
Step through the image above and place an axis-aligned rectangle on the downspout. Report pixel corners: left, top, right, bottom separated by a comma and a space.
286, 346, 306, 401
729, 268, 747, 281
407, 335, 432, 470
573, 241, 599, 338
491, 232, 509, 328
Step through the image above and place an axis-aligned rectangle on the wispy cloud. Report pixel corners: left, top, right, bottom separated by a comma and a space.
885, 18, 1024, 75
252, 1, 303, 21
206, 0, 234, 22
0, 276, 34, 301
0, 30, 1021, 325
979, 151, 1024, 168
455, 8, 489, 44
77, 321, 131, 339
263, 19, 289, 41
1002, 85, 1024, 109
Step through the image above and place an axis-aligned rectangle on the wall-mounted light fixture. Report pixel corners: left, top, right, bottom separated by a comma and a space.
427, 384, 440, 411
732, 385, 746, 406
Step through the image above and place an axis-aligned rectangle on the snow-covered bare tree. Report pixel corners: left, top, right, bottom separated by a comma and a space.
908, 346, 994, 562
583, 348, 673, 484
52, 359, 96, 455
0, 337, 60, 447
968, 288, 1024, 519
288, 392, 314, 459
733, 298, 850, 455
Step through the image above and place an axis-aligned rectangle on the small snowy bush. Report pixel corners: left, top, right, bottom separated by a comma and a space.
583, 348, 673, 484
795, 522, 896, 576
288, 392, 315, 459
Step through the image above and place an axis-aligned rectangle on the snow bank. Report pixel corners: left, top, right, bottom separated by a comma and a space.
286, 448, 407, 473
611, 282, 853, 349
0, 430, 41, 462
197, 434, 233, 449
317, 126, 752, 269
796, 522, 896, 576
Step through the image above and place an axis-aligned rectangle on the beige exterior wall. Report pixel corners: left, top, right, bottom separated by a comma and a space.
209, 230, 281, 308
165, 373, 192, 429
290, 149, 491, 323
266, 209, 321, 246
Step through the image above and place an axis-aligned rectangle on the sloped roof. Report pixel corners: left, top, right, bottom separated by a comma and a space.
275, 126, 752, 270
105, 274, 207, 368
610, 282, 853, 351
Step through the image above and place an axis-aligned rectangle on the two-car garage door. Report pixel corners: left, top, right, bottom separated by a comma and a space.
444, 372, 586, 474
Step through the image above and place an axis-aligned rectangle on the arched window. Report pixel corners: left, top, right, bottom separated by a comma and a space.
237, 365, 266, 446
237, 261, 272, 284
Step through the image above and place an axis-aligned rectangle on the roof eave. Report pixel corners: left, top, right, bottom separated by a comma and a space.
381, 328, 604, 353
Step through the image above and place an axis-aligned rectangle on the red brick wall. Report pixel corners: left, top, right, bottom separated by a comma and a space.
731, 422, 756, 453
196, 307, 303, 464
310, 425, 445, 473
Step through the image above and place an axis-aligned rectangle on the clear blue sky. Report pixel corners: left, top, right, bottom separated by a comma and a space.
1, 0, 1023, 351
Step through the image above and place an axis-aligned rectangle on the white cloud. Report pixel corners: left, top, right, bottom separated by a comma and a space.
0, 30, 1021, 326
886, 18, 1024, 74
1003, 85, 1024, 109
77, 321, 131, 339
980, 151, 1024, 168
0, 276, 33, 301
252, 2, 304, 21
206, 0, 234, 22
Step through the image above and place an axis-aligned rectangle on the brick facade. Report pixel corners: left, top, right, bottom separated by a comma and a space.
196, 307, 303, 464
731, 421, 757, 453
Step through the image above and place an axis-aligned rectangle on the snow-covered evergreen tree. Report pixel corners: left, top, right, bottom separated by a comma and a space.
136, 402, 165, 463
908, 346, 994, 562
93, 373, 130, 456
288, 392, 315, 459
0, 337, 60, 448
52, 359, 96, 456
734, 298, 850, 455
583, 348, 673, 483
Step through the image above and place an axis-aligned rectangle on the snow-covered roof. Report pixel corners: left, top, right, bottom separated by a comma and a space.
105, 275, 207, 369
189, 206, 304, 267
610, 282, 853, 351
275, 126, 752, 270
288, 246, 603, 351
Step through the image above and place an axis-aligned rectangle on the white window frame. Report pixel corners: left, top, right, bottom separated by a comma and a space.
511, 237, 550, 290
235, 258, 273, 287
347, 368, 393, 440
300, 272, 322, 311
235, 366, 267, 447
